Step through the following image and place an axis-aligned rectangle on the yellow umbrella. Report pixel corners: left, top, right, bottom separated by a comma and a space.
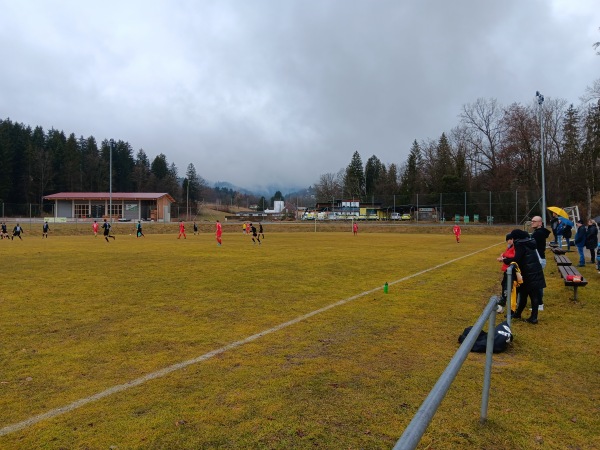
548, 206, 568, 219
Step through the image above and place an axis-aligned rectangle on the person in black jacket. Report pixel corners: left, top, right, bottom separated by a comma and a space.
530, 216, 551, 310
503, 229, 546, 324
586, 219, 598, 264
550, 213, 559, 244
574, 219, 587, 266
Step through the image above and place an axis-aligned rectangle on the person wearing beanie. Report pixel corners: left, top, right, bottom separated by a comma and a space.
502, 229, 546, 324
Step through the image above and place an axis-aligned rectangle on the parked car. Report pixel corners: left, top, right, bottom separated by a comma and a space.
401, 214, 412, 221
390, 213, 401, 220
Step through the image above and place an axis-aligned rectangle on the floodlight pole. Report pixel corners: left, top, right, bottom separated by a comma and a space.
109, 139, 114, 223
536, 91, 546, 225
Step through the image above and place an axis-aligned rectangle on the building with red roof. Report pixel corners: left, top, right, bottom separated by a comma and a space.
43, 192, 176, 221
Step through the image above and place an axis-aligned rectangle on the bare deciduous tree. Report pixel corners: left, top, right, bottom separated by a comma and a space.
459, 98, 506, 179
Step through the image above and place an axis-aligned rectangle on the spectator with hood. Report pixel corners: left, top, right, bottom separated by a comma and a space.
502, 229, 546, 324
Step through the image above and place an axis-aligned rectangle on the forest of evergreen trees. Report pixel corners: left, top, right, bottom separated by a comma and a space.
0, 120, 275, 212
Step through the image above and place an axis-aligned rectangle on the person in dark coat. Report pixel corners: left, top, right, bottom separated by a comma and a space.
530, 215, 551, 310
574, 219, 587, 267
550, 213, 559, 244
563, 221, 573, 251
502, 229, 546, 324
586, 219, 598, 264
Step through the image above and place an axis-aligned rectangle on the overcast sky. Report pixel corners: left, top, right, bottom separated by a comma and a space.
1, 1, 599, 193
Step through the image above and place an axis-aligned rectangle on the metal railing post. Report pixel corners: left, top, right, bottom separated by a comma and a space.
394, 297, 499, 450
506, 265, 514, 328
480, 306, 497, 423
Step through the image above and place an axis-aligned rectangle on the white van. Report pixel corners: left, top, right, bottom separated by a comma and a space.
390, 213, 401, 220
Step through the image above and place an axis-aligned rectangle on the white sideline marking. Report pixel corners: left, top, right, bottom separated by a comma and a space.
0, 243, 498, 437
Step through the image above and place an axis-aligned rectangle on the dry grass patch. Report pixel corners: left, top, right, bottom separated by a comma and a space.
0, 231, 598, 449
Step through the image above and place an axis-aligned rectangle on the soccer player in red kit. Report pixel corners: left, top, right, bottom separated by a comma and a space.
178, 220, 186, 239
216, 220, 222, 245
453, 224, 461, 243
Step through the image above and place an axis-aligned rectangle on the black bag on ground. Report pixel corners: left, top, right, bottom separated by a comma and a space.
458, 321, 513, 353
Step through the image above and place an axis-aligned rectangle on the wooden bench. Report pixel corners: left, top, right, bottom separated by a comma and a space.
557, 265, 588, 301
554, 255, 572, 266
550, 247, 566, 255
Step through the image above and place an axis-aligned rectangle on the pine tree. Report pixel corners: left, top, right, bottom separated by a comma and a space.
435, 133, 458, 193
400, 140, 422, 197
132, 149, 151, 192
364, 155, 383, 198
344, 151, 365, 199
184, 163, 206, 202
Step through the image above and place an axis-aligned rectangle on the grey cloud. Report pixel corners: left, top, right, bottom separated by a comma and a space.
0, 0, 598, 192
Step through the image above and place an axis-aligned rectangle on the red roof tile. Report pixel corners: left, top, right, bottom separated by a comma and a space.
43, 192, 176, 202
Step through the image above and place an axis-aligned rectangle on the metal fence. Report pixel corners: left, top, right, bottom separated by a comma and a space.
394, 295, 502, 449
394, 266, 516, 449
375, 190, 542, 225
0, 190, 544, 224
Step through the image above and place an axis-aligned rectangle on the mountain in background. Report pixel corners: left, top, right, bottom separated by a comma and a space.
212, 181, 312, 199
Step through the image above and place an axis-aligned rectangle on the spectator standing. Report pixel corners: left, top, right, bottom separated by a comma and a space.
574, 219, 587, 267
530, 215, 550, 310
550, 213, 559, 244
586, 219, 598, 264
556, 219, 566, 248
502, 229, 546, 324
563, 220, 573, 251
530, 216, 550, 269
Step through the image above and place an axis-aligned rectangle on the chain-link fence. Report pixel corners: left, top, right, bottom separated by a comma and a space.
0, 190, 547, 224
375, 190, 543, 224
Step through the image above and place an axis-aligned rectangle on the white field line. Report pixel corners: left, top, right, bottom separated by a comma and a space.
0, 243, 499, 437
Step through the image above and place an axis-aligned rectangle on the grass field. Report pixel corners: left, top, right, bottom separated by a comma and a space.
0, 227, 599, 449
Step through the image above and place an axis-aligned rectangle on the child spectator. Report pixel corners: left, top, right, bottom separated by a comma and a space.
497, 234, 515, 307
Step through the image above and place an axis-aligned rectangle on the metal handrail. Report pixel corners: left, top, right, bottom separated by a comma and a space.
393, 265, 515, 449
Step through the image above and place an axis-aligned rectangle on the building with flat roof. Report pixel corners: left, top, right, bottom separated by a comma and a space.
43, 192, 176, 221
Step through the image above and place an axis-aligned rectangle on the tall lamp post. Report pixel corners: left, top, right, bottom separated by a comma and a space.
536, 91, 546, 224
186, 178, 189, 221
109, 139, 114, 223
